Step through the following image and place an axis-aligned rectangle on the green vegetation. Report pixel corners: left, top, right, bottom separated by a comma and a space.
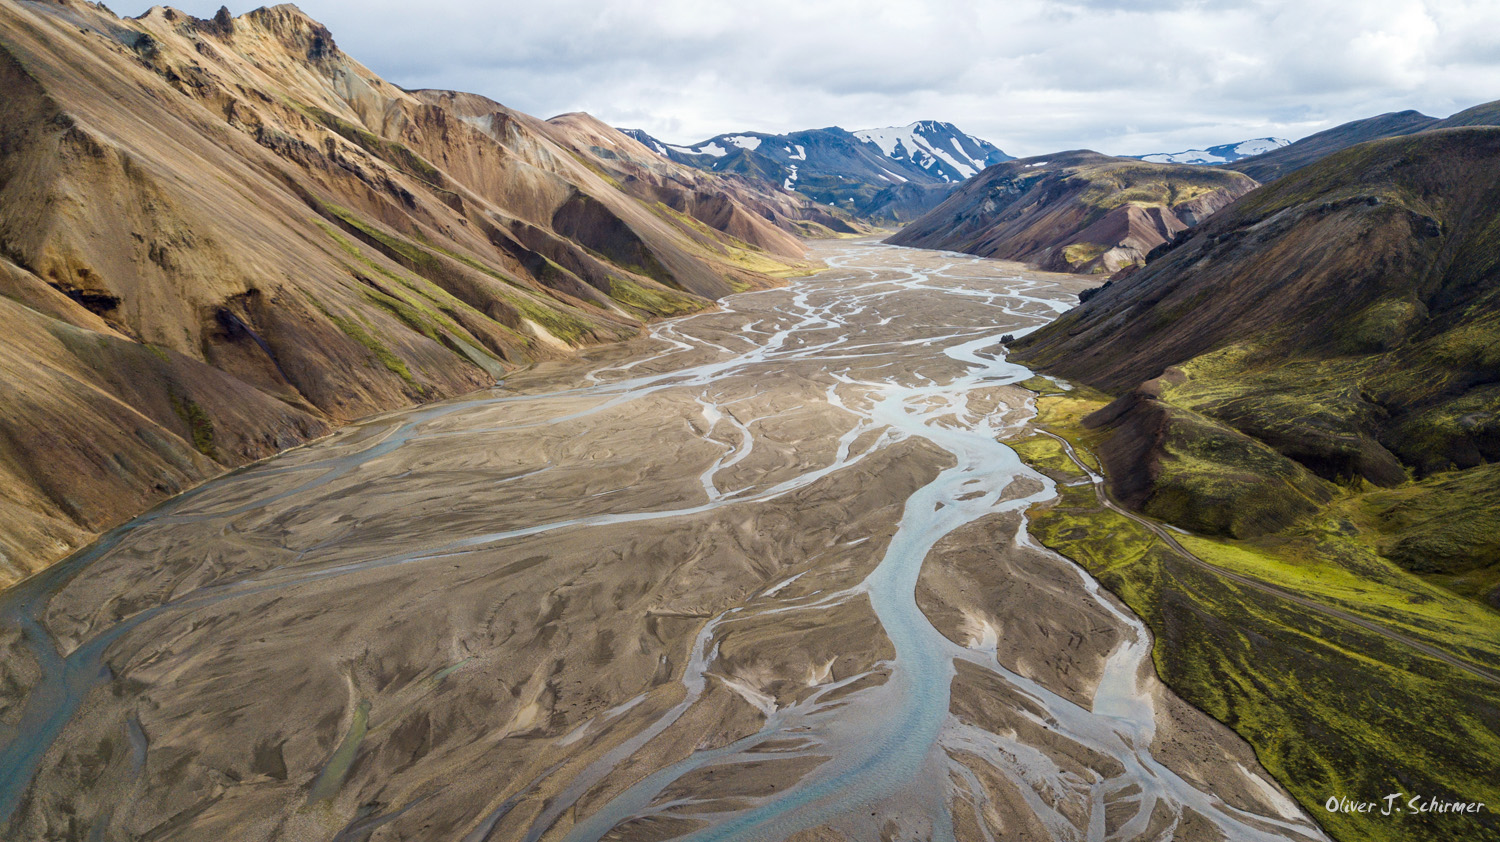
302, 106, 445, 186
315, 207, 602, 347
301, 284, 416, 385
1060, 242, 1108, 270
608, 276, 701, 317
1013, 386, 1500, 842
318, 201, 448, 278
328, 310, 414, 384
1142, 401, 1335, 538
168, 392, 216, 460
316, 220, 525, 347
305, 699, 372, 805
1341, 463, 1500, 600
1069, 161, 1249, 211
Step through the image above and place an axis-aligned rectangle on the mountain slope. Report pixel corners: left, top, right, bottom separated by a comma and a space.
0, 1, 822, 584
1426, 97, 1500, 130
887, 151, 1256, 273
1012, 128, 1500, 595
1226, 110, 1437, 183
851, 121, 1013, 182
622, 121, 1012, 222
1133, 137, 1289, 165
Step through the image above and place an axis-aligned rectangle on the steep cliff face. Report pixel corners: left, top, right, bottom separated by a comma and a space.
0, 0, 825, 583
886, 152, 1256, 274
1013, 129, 1500, 597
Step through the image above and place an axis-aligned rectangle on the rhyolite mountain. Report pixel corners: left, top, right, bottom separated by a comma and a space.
1225, 110, 1439, 183
887, 152, 1257, 273
0, 0, 859, 584
1132, 137, 1289, 165
621, 121, 1012, 222
1013, 127, 1500, 603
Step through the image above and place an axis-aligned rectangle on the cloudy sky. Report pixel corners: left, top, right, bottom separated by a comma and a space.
153, 0, 1497, 157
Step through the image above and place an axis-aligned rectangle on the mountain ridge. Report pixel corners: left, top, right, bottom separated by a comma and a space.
0, 0, 851, 584
621, 120, 1011, 222
1132, 137, 1290, 165
886, 151, 1257, 274
1012, 127, 1500, 586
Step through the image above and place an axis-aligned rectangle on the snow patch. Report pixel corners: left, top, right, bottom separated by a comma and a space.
1138, 137, 1290, 166
855, 121, 984, 179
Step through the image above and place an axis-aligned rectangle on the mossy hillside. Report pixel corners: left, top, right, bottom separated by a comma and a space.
1153, 334, 1499, 492
608, 276, 702, 317
1142, 402, 1337, 538
1338, 462, 1500, 599
1093, 351, 1499, 602
425, 243, 615, 345
168, 392, 216, 459
1151, 340, 1498, 556
318, 221, 523, 363
1014, 390, 1500, 842
317, 202, 613, 347
1228, 131, 1471, 223
1067, 160, 1250, 212
647, 200, 817, 280
328, 310, 415, 385
1060, 242, 1108, 271
299, 286, 418, 387
302, 106, 445, 186
1008, 436, 1083, 482
1178, 529, 1500, 666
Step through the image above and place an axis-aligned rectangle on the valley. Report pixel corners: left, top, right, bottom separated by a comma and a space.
0, 242, 1326, 841
2, 4, 1498, 842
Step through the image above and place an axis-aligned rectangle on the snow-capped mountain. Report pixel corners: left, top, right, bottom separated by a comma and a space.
853, 121, 1011, 182
619, 122, 1011, 222
1132, 137, 1291, 166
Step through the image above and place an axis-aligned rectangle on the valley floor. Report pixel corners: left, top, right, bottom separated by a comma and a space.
1, 242, 1329, 841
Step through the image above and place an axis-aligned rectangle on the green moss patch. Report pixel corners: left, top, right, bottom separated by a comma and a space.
1017, 393, 1500, 842
168, 392, 216, 460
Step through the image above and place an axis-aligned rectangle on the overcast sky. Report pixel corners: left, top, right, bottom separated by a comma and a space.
151, 1, 1498, 157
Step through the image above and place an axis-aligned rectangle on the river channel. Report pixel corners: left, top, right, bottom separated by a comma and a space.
0, 241, 1327, 841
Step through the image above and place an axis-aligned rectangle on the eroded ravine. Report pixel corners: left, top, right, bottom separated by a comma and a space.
0, 241, 1325, 841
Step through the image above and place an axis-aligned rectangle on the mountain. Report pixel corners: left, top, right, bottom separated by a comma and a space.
1225, 110, 1437, 183
1427, 97, 1500, 130
621, 121, 1012, 222
0, 1, 848, 585
1133, 137, 1289, 165
886, 151, 1257, 273
1011, 127, 1500, 599
852, 121, 1013, 182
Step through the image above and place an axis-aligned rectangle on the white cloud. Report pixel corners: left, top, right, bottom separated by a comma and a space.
145, 1, 1498, 157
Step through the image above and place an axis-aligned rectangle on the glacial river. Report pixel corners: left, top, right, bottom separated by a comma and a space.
0, 242, 1326, 841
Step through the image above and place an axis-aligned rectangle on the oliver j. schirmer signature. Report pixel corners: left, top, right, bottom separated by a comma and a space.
1325, 794, 1488, 816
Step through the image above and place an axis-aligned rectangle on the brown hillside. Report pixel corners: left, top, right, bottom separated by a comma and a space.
0, 0, 830, 584
886, 151, 1255, 273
